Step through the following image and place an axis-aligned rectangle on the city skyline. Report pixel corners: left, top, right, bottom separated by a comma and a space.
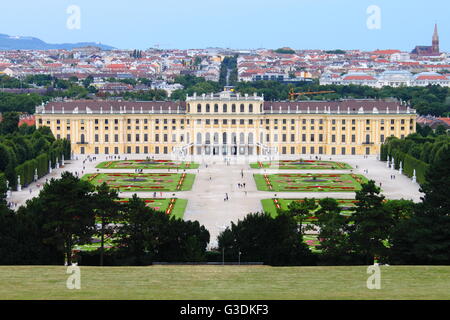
0, 0, 448, 51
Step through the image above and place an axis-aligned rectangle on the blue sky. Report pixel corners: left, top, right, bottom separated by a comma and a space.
0, 0, 447, 51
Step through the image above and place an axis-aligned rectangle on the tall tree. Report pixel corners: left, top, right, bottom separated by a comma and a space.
349, 181, 394, 264
314, 198, 351, 264
286, 198, 318, 235
0, 112, 20, 134
93, 182, 121, 266
115, 194, 158, 265
218, 212, 315, 266
31, 171, 96, 264
390, 147, 450, 264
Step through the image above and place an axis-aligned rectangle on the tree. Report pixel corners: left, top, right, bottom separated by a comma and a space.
390, 148, 450, 265
82, 75, 94, 88
93, 182, 121, 266
218, 212, 315, 266
314, 198, 352, 264
0, 112, 20, 134
27, 171, 96, 264
114, 194, 210, 265
115, 194, 158, 265
349, 181, 394, 264
286, 198, 318, 235
420, 144, 450, 215
435, 125, 447, 136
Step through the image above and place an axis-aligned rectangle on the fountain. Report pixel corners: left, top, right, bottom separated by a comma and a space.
412, 169, 417, 183
17, 175, 22, 192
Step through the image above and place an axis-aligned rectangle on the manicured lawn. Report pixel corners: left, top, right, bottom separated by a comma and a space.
254, 173, 368, 192
0, 265, 448, 299
250, 159, 352, 170
82, 173, 195, 191
261, 198, 357, 218
97, 159, 199, 169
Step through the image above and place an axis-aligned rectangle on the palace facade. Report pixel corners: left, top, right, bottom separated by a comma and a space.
35, 90, 416, 157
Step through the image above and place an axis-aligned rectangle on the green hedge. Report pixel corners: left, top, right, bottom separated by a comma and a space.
386, 149, 429, 185
403, 154, 429, 184
13, 139, 70, 189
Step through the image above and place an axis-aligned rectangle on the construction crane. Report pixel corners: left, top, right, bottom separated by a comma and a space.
288, 88, 335, 101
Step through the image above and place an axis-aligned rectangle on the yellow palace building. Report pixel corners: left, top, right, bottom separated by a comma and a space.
35, 89, 416, 157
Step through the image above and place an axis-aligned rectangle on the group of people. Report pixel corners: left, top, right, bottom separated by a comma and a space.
105, 155, 121, 161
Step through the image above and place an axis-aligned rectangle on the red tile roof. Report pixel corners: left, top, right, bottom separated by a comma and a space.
373, 50, 401, 55
343, 75, 377, 81
416, 75, 447, 80
438, 118, 450, 126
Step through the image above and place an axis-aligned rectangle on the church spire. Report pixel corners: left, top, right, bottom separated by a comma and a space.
432, 23, 439, 54
433, 23, 439, 41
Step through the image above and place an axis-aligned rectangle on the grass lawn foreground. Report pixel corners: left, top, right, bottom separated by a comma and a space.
0, 265, 448, 299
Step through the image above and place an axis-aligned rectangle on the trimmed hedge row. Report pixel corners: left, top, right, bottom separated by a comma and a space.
387, 148, 429, 185
14, 139, 71, 189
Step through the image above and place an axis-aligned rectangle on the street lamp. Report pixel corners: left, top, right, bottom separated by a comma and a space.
238, 251, 241, 265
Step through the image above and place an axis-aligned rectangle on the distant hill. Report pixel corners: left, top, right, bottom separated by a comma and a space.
0, 33, 115, 50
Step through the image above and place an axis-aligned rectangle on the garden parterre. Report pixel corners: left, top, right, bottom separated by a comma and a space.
254, 173, 368, 192
261, 198, 357, 218
96, 159, 199, 170
82, 173, 195, 191
250, 159, 352, 170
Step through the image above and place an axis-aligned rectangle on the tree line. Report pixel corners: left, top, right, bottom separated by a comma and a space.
218, 150, 449, 266
0, 173, 210, 266
381, 125, 449, 184
219, 56, 238, 87
1, 148, 448, 266
3, 73, 450, 116
0, 113, 70, 190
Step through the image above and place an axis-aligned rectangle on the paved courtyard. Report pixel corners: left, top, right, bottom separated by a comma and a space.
7, 154, 424, 247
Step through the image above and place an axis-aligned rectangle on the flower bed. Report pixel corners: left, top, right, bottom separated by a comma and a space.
96, 160, 200, 169
250, 159, 352, 170
255, 173, 368, 192
82, 173, 195, 191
